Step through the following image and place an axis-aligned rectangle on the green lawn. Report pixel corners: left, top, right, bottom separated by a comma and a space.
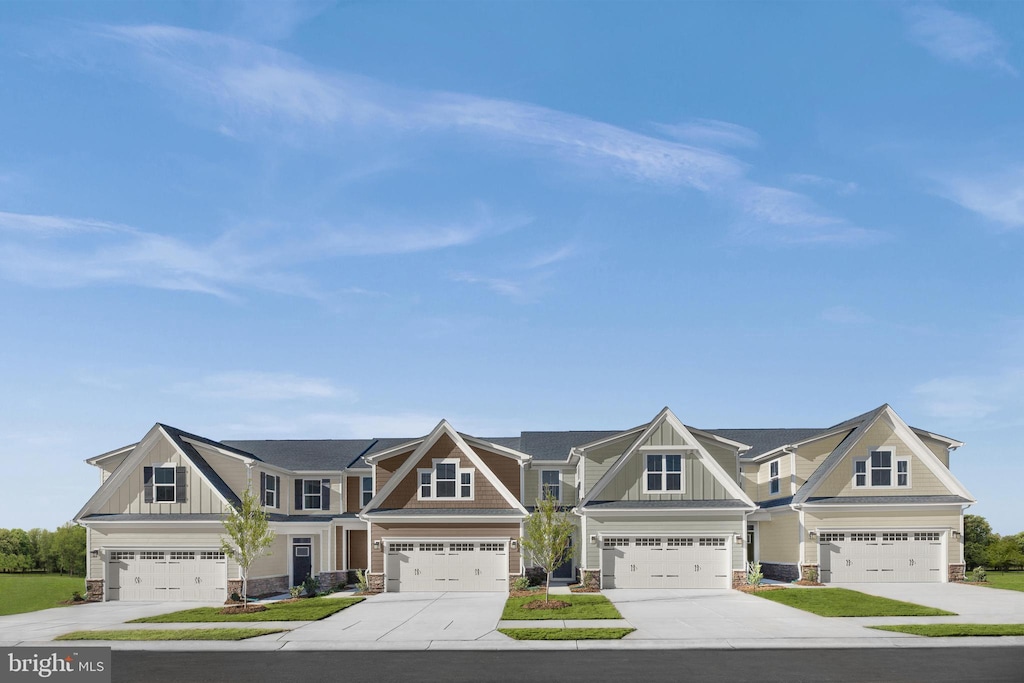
0, 574, 85, 616
752, 588, 955, 617
501, 595, 622, 621
976, 571, 1024, 593
56, 628, 285, 641
499, 627, 635, 640
129, 596, 364, 623
870, 624, 1024, 637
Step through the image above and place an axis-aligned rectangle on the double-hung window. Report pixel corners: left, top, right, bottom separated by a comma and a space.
361, 476, 373, 507
854, 450, 909, 488
540, 470, 561, 502
769, 459, 780, 495
303, 479, 322, 509
264, 475, 278, 507
154, 466, 176, 502
645, 454, 683, 493
419, 460, 474, 500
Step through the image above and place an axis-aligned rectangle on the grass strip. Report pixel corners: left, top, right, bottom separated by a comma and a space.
130, 596, 363, 623
56, 628, 285, 641
501, 595, 622, 621
869, 624, 1024, 637
0, 574, 86, 616
499, 627, 634, 640
751, 588, 955, 617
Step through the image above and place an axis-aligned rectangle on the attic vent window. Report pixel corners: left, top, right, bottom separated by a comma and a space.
154, 467, 176, 502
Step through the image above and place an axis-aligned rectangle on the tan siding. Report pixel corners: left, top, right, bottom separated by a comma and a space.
754, 454, 793, 502
369, 523, 521, 574
98, 436, 227, 515
918, 435, 951, 468
378, 435, 515, 509
349, 529, 368, 570
190, 444, 249, 500
89, 528, 238, 579
585, 515, 744, 569
285, 475, 342, 515
249, 534, 288, 579
739, 466, 757, 499
815, 420, 954, 498
757, 512, 799, 564
803, 508, 962, 565
794, 431, 851, 485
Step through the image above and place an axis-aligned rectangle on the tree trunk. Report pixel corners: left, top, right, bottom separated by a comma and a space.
545, 570, 551, 603
242, 572, 248, 608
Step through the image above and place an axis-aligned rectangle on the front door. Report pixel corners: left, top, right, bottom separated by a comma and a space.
292, 541, 312, 586
553, 537, 574, 579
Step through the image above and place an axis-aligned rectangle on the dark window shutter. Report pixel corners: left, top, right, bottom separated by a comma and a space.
295, 479, 303, 510
143, 466, 154, 504
321, 479, 331, 511
175, 466, 187, 503
260, 472, 267, 503
275, 476, 281, 509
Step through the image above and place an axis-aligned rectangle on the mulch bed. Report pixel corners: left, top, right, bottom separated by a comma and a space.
792, 580, 825, 586
569, 585, 601, 593
218, 604, 269, 614
735, 585, 788, 593
522, 599, 572, 610
509, 589, 544, 598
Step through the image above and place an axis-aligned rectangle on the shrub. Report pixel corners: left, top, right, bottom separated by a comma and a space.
70, 591, 84, 602
302, 575, 319, 597
355, 569, 369, 593
746, 562, 763, 587
970, 566, 988, 583
230, 592, 241, 603
511, 576, 531, 591
289, 586, 302, 599
802, 565, 819, 583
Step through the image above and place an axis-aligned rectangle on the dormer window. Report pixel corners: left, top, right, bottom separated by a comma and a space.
154, 467, 176, 502
854, 450, 909, 488
418, 460, 474, 500
644, 454, 683, 493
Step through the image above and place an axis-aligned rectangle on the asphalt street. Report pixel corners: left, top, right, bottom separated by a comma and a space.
112, 648, 1024, 683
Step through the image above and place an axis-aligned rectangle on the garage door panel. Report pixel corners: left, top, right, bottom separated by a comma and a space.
601, 536, 729, 589
107, 549, 227, 601
820, 531, 943, 583
386, 541, 507, 592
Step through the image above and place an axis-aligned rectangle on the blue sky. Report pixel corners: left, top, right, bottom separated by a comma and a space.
1, 1, 1022, 533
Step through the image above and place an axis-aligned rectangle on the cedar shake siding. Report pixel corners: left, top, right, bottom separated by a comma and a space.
379, 434, 517, 510
369, 523, 521, 574
373, 445, 419, 495
475, 447, 522, 500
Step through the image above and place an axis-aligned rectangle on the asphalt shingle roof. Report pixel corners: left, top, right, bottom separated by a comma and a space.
222, 438, 376, 470
518, 431, 626, 461
709, 428, 829, 459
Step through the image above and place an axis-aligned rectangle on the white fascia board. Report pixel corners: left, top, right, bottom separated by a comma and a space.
462, 435, 532, 462
910, 428, 964, 449
687, 427, 752, 452
85, 443, 138, 466
581, 507, 753, 516
363, 439, 425, 465
800, 502, 967, 510
75, 425, 165, 520
747, 509, 773, 521
181, 438, 256, 465
291, 470, 346, 475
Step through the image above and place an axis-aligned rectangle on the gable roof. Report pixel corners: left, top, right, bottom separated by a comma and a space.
579, 407, 755, 508
792, 405, 974, 504
222, 438, 376, 470
362, 420, 528, 514
710, 428, 825, 459
520, 431, 624, 461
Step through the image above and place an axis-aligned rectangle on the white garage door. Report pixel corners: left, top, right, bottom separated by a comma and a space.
107, 550, 228, 601
601, 536, 730, 589
819, 531, 943, 583
385, 541, 508, 592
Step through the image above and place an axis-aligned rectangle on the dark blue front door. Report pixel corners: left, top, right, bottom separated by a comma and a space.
554, 538, 574, 579
292, 544, 312, 586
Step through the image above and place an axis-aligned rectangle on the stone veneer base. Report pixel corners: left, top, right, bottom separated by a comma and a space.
731, 570, 746, 589
227, 575, 289, 598
949, 563, 966, 582
85, 579, 104, 602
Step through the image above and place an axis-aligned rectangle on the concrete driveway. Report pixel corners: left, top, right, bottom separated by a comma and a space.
280, 592, 508, 646
0, 601, 222, 645
832, 582, 1024, 624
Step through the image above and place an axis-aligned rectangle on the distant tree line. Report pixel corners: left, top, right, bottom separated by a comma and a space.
0, 523, 87, 576
965, 514, 1024, 571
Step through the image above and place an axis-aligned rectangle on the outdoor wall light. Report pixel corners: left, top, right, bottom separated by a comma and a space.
372, 540, 381, 551
510, 539, 518, 549
90, 549, 99, 557
735, 535, 744, 545
952, 530, 961, 541
808, 530, 818, 539
590, 535, 597, 545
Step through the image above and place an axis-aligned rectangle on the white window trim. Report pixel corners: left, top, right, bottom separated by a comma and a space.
417, 459, 475, 501
264, 474, 279, 508
154, 465, 176, 503
301, 478, 324, 510
361, 476, 374, 507
539, 470, 562, 503
641, 453, 685, 494
768, 459, 780, 496
852, 449, 910, 489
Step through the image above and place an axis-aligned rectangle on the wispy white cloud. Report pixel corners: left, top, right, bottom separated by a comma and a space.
821, 306, 873, 325
932, 167, 1024, 228
904, 4, 1017, 75
524, 244, 576, 270
734, 185, 885, 245
913, 370, 1024, 421
0, 209, 511, 298
450, 271, 526, 299
654, 118, 760, 149
226, 0, 332, 43
171, 371, 351, 401
788, 173, 859, 196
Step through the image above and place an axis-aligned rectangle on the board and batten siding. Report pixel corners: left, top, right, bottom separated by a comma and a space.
523, 467, 577, 506
756, 512, 799, 564
814, 420, 953, 498
89, 528, 239, 579
98, 437, 227, 515
584, 515, 745, 570
803, 508, 963, 566
368, 522, 521, 574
